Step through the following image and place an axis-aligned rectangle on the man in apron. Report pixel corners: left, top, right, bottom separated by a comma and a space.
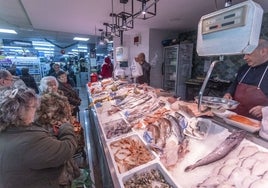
136, 52, 151, 85
224, 39, 268, 120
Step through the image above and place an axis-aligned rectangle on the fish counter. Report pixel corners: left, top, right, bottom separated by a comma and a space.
85, 78, 268, 188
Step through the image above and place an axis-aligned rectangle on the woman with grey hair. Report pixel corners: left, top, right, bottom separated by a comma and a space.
39, 76, 59, 94
37, 76, 83, 187
0, 87, 77, 188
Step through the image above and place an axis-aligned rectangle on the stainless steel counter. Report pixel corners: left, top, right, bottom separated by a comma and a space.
83, 94, 120, 188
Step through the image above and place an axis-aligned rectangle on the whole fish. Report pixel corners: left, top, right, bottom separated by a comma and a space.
117, 93, 145, 107
174, 112, 188, 130
159, 118, 172, 139
167, 114, 185, 144
127, 95, 152, 109
121, 94, 149, 108
184, 130, 246, 172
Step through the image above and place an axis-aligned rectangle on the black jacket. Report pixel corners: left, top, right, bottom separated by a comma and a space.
20, 74, 39, 94
226, 61, 268, 97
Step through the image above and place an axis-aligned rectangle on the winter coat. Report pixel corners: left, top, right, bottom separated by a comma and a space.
100, 57, 113, 78
0, 123, 77, 188
20, 74, 39, 94
58, 82, 81, 116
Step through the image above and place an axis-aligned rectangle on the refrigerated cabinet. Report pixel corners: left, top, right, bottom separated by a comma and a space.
162, 43, 193, 99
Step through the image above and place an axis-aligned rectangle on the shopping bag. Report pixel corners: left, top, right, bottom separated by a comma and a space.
131, 58, 143, 78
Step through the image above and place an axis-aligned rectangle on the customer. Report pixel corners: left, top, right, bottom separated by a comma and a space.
56, 70, 81, 117
47, 62, 62, 77
0, 69, 14, 88
38, 76, 74, 130
100, 56, 113, 79
0, 87, 77, 188
7, 67, 26, 88
64, 62, 76, 87
224, 39, 268, 120
37, 76, 81, 187
136, 52, 151, 85
20, 67, 39, 94
39, 76, 84, 149
39, 75, 59, 94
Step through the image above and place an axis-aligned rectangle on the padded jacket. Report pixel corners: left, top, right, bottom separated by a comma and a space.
0, 123, 77, 188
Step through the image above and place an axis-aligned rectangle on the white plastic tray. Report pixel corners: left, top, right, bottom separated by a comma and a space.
184, 118, 213, 140
212, 109, 237, 118
121, 162, 178, 188
107, 134, 157, 175
224, 115, 261, 133
101, 117, 133, 141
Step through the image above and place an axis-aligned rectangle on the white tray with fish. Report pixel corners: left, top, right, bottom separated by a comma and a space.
212, 109, 237, 119
120, 162, 179, 188
223, 114, 261, 133
107, 134, 157, 176
169, 127, 247, 187
101, 117, 133, 141
195, 96, 239, 110
183, 117, 213, 140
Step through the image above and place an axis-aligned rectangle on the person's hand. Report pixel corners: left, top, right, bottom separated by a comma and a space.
223, 93, 232, 100
249, 106, 264, 119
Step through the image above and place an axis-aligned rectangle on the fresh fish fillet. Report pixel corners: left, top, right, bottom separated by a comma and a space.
185, 130, 246, 172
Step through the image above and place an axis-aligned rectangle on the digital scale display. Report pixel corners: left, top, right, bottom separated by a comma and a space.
202, 5, 247, 35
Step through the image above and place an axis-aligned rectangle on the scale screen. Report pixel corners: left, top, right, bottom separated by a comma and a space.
202, 5, 247, 35
197, 0, 263, 56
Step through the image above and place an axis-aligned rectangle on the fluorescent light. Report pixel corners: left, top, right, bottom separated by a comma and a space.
78, 46, 88, 49
34, 47, 54, 51
0, 29, 17, 34
9, 49, 24, 52
2, 46, 22, 49
71, 49, 87, 52
32, 41, 54, 47
73, 37, 89, 41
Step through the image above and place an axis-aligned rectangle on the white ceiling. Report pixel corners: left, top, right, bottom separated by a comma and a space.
1, 0, 268, 46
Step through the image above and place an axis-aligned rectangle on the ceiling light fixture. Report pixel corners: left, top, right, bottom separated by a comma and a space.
0, 29, 17, 34
77, 46, 88, 49
134, 0, 158, 20
34, 47, 54, 51
113, 2, 134, 31
32, 41, 55, 47
141, 1, 147, 15
2, 46, 22, 49
101, 0, 159, 45
73, 37, 89, 41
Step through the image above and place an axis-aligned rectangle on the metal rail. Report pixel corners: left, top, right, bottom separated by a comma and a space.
198, 59, 221, 111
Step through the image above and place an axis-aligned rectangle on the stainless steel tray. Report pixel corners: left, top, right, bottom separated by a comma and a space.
195, 96, 239, 110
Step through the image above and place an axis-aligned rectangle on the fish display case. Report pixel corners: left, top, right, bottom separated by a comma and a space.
84, 79, 268, 188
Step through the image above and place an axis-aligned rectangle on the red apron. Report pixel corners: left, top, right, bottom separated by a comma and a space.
233, 66, 268, 120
